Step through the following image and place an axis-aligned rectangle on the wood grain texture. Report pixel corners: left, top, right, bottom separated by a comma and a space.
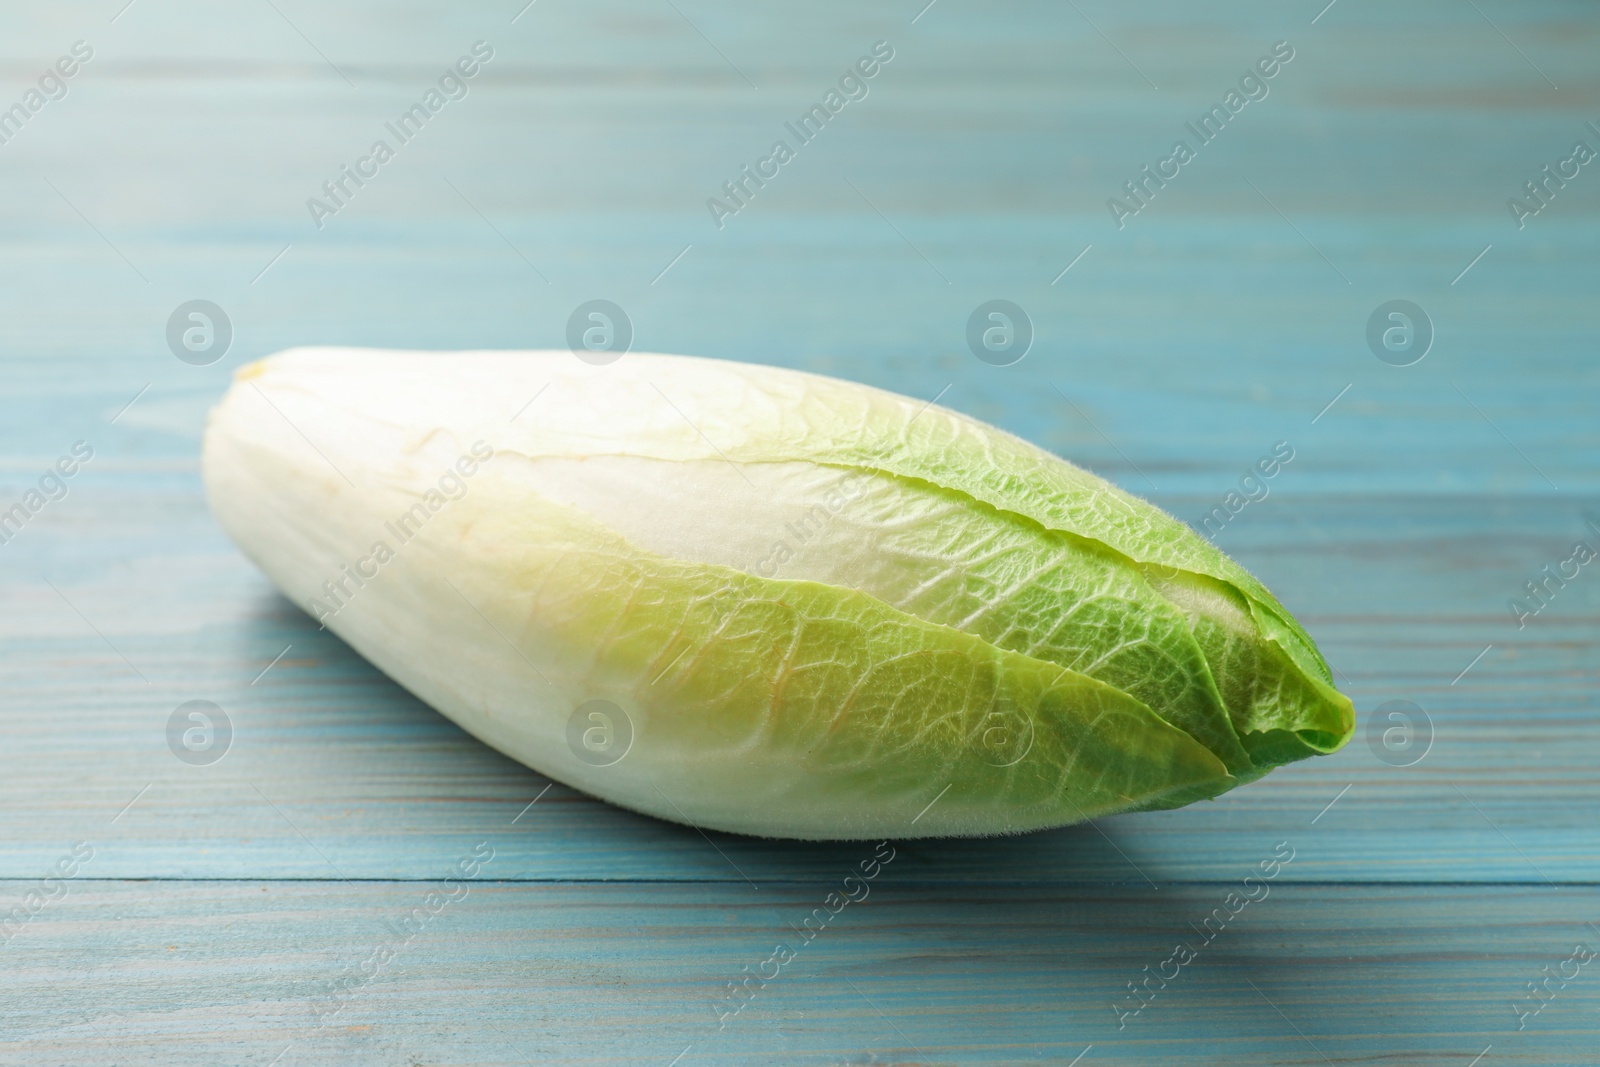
2, 490, 1593, 885
4, 881, 1599, 1066
0, 0, 1596, 1062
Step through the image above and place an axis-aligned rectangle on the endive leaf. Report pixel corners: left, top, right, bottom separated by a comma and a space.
203, 348, 1353, 839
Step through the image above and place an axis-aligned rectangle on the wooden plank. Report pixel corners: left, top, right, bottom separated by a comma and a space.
0, 3, 1595, 495
3, 879, 1597, 1065
0, 489, 1593, 883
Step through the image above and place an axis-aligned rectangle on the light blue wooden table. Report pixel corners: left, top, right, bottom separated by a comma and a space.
2, 1, 1597, 1063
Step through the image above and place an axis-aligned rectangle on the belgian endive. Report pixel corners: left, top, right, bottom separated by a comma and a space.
204, 348, 1353, 839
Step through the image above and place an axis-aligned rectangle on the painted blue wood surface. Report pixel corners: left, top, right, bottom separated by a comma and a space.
1, 1, 1596, 1063
7, 882, 1600, 1066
